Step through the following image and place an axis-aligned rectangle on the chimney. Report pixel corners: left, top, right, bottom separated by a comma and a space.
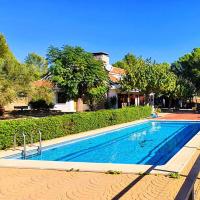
93, 52, 110, 65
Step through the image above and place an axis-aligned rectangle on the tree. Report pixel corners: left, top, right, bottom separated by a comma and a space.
120, 54, 176, 104
25, 53, 48, 79
0, 34, 38, 108
113, 53, 137, 69
171, 78, 195, 102
87, 85, 108, 110
29, 83, 54, 110
171, 48, 200, 96
47, 45, 109, 111
113, 61, 127, 69
30, 84, 54, 104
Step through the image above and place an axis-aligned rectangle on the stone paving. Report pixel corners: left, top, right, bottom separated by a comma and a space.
158, 113, 200, 120
0, 113, 199, 200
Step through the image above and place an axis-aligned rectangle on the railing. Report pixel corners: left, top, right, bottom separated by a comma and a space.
13, 132, 26, 159
13, 130, 42, 159
37, 130, 42, 154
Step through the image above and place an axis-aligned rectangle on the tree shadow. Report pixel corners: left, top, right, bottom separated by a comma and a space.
111, 165, 155, 200
175, 154, 200, 200
111, 153, 200, 200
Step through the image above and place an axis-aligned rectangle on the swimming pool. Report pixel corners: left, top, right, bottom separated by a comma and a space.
7, 121, 200, 166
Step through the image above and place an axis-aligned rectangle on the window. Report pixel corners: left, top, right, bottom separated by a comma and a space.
57, 92, 67, 103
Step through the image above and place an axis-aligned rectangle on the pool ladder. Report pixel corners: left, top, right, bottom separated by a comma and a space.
13, 131, 42, 159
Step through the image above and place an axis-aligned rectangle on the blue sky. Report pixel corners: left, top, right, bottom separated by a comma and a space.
0, 0, 200, 64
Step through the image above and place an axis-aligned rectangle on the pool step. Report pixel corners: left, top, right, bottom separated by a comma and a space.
23, 148, 42, 159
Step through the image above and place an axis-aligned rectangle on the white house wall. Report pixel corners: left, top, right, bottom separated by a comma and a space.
53, 101, 76, 112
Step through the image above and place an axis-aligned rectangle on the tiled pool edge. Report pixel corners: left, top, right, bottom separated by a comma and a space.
0, 119, 199, 175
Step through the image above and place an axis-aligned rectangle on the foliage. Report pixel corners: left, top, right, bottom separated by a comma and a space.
66, 168, 80, 172
25, 53, 48, 78
87, 85, 107, 110
169, 172, 180, 179
171, 48, 200, 95
0, 34, 36, 106
105, 170, 122, 175
28, 83, 54, 110
29, 100, 54, 110
0, 78, 16, 106
47, 45, 109, 110
113, 53, 137, 70
0, 106, 151, 149
30, 85, 54, 104
119, 54, 176, 103
113, 60, 127, 69
170, 77, 195, 101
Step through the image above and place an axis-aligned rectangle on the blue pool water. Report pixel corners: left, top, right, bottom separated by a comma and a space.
7, 121, 200, 165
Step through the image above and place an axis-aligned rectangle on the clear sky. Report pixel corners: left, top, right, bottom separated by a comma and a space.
0, 0, 200, 64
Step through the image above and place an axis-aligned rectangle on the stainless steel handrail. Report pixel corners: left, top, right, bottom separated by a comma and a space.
21, 132, 26, 159
37, 130, 42, 154
13, 134, 17, 150
30, 133, 33, 147
13, 130, 42, 158
13, 132, 26, 159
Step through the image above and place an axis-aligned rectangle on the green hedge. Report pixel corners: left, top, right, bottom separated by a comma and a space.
0, 106, 151, 150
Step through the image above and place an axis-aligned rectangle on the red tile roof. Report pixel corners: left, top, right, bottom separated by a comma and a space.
110, 67, 126, 75
109, 74, 119, 83
109, 67, 126, 83
32, 80, 53, 88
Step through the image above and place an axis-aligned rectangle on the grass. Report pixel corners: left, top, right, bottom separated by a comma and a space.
105, 170, 122, 175
169, 172, 180, 179
66, 168, 80, 172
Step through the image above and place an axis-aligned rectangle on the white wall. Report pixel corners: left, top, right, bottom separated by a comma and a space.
53, 101, 76, 112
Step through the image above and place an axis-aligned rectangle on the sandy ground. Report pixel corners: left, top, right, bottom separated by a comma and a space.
0, 113, 199, 200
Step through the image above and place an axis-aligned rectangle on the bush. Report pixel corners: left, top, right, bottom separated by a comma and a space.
0, 106, 151, 150
29, 99, 54, 110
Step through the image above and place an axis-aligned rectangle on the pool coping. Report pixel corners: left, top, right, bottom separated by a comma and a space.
0, 118, 200, 175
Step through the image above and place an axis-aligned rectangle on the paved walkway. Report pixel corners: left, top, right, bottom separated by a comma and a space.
159, 113, 200, 120
0, 113, 200, 200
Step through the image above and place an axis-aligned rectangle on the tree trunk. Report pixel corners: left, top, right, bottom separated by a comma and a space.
144, 94, 150, 105
89, 99, 96, 111
127, 93, 130, 106
76, 98, 84, 112
195, 95, 198, 107
168, 97, 172, 109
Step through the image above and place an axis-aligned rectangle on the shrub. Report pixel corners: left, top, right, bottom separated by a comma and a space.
169, 172, 180, 179
29, 99, 54, 110
0, 106, 151, 150
105, 170, 122, 175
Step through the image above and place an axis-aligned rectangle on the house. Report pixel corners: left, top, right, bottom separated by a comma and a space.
5, 52, 145, 112
52, 52, 144, 112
